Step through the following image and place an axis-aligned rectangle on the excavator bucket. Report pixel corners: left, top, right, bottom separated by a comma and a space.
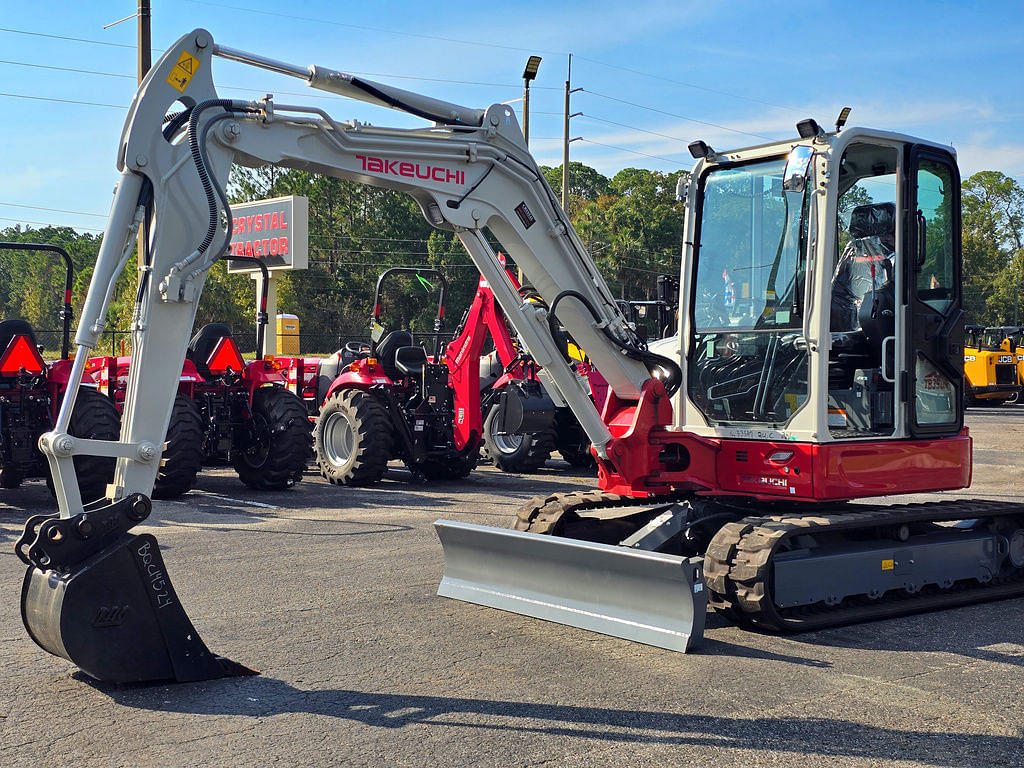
434, 520, 707, 652
18, 497, 254, 684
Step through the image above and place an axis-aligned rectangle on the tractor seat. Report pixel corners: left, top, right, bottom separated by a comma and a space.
187, 322, 232, 379
376, 329, 413, 380
394, 345, 428, 378
0, 318, 37, 355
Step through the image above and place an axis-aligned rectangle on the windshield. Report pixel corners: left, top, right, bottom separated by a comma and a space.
692, 157, 808, 331
687, 156, 811, 426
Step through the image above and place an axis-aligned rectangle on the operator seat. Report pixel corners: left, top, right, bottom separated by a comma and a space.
394, 345, 428, 379
829, 203, 896, 387
376, 329, 413, 380
187, 322, 233, 379
0, 319, 38, 357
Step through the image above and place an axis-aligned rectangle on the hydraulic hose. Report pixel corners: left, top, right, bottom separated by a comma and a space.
188, 99, 238, 261
548, 289, 682, 397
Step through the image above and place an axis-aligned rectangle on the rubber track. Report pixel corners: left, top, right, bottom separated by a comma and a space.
705, 498, 1024, 632
513, 490, 674, 534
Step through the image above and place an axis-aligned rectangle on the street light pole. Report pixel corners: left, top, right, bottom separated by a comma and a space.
521, 55, 541, 147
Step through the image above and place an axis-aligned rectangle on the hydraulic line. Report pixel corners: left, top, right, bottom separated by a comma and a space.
548, 289, 683, 396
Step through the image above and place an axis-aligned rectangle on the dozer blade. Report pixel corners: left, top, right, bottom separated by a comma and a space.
18, 496, 254, 684
434, 520, 707, 652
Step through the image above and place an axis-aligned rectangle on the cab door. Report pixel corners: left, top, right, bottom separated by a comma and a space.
903, 146, 964, 437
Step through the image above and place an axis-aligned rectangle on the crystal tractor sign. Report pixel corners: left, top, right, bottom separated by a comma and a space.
226, 195, 309, 353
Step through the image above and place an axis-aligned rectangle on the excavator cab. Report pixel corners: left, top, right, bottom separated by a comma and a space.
680, 131, 964, 458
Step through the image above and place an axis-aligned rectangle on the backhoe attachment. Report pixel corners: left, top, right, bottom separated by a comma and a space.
17, 496, 253, 683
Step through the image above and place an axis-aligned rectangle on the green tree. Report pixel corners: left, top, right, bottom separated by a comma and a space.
961, 171, 1024, 324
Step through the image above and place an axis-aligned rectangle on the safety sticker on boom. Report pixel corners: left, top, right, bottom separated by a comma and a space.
514, 201, 536, 229
167, 51, 200, 93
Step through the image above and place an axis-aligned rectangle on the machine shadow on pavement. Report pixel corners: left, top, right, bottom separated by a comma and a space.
88, 677, 1016, 768
784, 597, 1024, 667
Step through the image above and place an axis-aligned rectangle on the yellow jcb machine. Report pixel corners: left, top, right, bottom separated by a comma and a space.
963, 325, 1021, 405
986, 326, 1024, 404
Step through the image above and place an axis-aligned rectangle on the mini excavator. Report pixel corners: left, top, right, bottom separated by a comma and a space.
18, 30, 1024, 682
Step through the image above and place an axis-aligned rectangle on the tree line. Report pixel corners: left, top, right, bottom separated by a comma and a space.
1, 165, 1021, 356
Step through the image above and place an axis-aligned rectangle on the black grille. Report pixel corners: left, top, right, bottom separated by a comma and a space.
735, 450, 748, 463
996, 364, 1017, 386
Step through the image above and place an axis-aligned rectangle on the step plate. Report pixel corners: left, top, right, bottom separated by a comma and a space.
434, 520, 706, 652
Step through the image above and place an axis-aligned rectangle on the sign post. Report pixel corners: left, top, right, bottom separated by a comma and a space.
227, 195, 308, 355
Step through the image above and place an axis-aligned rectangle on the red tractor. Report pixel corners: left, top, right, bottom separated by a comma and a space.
87, 257, 311, 496
447, 266, 558, 473
0, 242, 120, 501
313, 268, 479, 484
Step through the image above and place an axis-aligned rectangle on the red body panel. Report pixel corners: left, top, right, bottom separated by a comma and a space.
594, 379, 973, 502
323, 362, 394, 400
86, 346, 288, 411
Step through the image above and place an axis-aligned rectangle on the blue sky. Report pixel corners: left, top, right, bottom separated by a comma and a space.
1, 0, 1022, 233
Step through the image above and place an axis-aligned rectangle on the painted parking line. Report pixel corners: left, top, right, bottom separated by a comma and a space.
191, 490, 279, 510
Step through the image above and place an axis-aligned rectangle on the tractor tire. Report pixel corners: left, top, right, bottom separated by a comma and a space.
554, 409, 595, 469
315, 389, 392, 486
0, 467, 25, 489
482, 406, 555, 474
152, 393, 204, 499
48, 386, 120, 504
233, 386, 313, 491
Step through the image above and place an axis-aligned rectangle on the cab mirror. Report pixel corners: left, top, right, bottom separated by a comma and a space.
783, 145, 814, 194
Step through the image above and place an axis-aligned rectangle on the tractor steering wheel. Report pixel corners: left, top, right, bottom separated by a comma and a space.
345, 341, 371, 357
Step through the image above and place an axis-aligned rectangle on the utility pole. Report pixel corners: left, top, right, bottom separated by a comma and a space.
136, 0, 151, 272
137, 0, 151, 82
561, 54, 582, 213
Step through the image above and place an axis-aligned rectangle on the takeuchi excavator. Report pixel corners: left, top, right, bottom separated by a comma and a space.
17, 29, 1024, 683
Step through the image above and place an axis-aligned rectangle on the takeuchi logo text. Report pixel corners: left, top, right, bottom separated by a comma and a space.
356, 155, 465, 185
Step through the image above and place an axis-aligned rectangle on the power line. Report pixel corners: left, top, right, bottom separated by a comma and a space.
578, 139, 688, 167
574, 55, 801, 114
579, 114, 694, 148
0, 202, 106, 218
0, 216, 104, 232
183, 0, 567, 56
0, 91, 126, 109
583, 90, 771, 141
0, 59, 134, 79
0, 26, 136, 49
0, 55, 548, 101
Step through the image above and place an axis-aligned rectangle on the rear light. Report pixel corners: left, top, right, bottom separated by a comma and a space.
205, 337, 246, 375
767, 450, 795, 464
366, 358, 378, 367
0, 334, 46, 376
262, 355, 282, 372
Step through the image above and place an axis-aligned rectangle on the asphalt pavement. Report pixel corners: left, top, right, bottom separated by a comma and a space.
2, 407, 1023, 767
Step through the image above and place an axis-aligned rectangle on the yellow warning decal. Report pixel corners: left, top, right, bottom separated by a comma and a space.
166, 50, 200, 93
881, 559, 894, 571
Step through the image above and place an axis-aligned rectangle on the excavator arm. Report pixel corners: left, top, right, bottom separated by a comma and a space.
44, 29, 660, 519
